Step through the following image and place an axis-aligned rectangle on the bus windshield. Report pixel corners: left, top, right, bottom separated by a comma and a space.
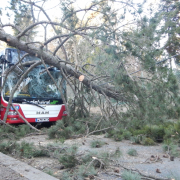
3, 66, 66, 102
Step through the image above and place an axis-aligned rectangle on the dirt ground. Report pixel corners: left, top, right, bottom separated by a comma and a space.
16, 134, 180, 180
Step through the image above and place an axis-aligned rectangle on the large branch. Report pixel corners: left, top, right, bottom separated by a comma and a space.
0, 30, 123, 100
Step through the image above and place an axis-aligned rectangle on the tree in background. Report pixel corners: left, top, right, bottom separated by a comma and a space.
157, 0, 180, 62
8, 0, 37, 41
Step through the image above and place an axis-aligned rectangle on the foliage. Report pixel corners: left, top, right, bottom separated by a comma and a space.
142, 138, 155, 146
121, 170, 141, 180
61, 165, 97, 180
48, 120, 73, 139
106, 129, 132, 141
78, 165, 97, 178
131, 134, 145, 144
8, 0, 37, 38
59, 145, 78, 168
123, 131, 132, 140
1, 0, 180, 152
82, 151, 98, 164
112, 147, 122, 158
162, 141, 179, 157
157, 0, 180, 62
0, 124, 35, 140
129, 121, 180, 144
2, 1, 180, 179
127, 148, 138, 156
0, 140, 49, 158
90, 140, 105, 148
0, 141, 17, 154
44, 169, 54, 176
61, 172, 72, 180
48, 115, 110, 140
18, 141, 49, 158
60, 147, 121, 179
15, 124, 33, 137
113, 134, 124, 141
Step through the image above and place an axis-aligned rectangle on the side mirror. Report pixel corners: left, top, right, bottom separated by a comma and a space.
0, 55, 6, 63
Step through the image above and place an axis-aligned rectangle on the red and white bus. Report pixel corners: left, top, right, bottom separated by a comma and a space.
0, 48, 67, 124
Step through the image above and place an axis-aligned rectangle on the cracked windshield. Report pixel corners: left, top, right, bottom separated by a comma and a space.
4, 67, 65, 101
3, 50, 65, 103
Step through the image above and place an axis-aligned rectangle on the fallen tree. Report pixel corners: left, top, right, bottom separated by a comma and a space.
0, 0, 180, 126
0, 29, 123, 101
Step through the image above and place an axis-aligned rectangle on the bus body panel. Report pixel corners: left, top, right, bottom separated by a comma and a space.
1, 97, 67, 124
18, 104, 63, 118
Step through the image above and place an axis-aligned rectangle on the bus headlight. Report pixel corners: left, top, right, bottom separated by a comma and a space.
8, 111, 18, 115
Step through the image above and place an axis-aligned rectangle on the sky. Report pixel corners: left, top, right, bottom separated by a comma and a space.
0, 0, 157, 23
0, 0, 159, 50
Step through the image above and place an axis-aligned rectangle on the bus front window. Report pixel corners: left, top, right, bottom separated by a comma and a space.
3, 67, 65, 102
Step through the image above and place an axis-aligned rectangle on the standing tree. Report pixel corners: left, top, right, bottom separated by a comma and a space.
157, 0, 180, 62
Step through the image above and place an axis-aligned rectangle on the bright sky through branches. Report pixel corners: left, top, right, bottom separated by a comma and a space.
0, 0, 159, 49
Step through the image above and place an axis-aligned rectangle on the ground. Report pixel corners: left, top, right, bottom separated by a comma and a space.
11, 134, 180, 180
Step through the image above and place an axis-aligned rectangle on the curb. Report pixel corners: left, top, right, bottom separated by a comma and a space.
0, 152, 59, 180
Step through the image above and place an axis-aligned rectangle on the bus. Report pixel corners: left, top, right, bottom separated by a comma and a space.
0, 48, 67, 124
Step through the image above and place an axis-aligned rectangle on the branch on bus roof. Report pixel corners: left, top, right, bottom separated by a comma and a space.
0, 30, 123, 101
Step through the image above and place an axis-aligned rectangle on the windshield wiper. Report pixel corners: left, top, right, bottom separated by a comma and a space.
12, 98, 45, 110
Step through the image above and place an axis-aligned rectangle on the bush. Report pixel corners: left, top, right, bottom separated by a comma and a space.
114, 134, 124, 141
0, 141, 17, 154
59, 154, 78, 168
122, 131, 132, 140
121, 170, 141, 180
61, 165, 97, 180
15, 124, 33, 137
82, 151, 98, 164
113, 147, 122, 158
106, 129, 117, 138
164, 121, 180, 141
106, 129, 132, 141
162, 142, 179, 157
130, 135, 144, 144
142, 138, 155, 146
48, 120, 66, 139
0, 140, 49, 158
90, 140, 105, 148
48, 115, 107, 140
131, 129, 146, 136
17, 141, 49, 158
59, 145, 78, 168
150, 125, 165, 142
127, 148, 138, 156
78, 165, 97, 178
0, 124, 35, 140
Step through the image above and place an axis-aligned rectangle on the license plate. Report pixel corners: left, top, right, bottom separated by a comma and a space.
35, 118, 49, 122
